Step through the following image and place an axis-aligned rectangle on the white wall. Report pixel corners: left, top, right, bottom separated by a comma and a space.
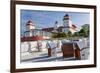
0, 0, 100, 73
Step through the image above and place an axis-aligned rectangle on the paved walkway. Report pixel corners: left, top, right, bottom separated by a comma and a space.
21, 45, 89, 63
21, 50, 76, 63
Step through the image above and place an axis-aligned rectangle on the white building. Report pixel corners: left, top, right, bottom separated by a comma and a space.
25, 20, 35, 37
22, 14, 78, 41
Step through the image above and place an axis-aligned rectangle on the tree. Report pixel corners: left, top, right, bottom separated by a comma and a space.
78, 24, 89, 37
80, 24, 89, 37
67, 31, 72, 37
51, 32, 67, 38
58, 32, 67, 37
79, 28, 85, 36
51, 32, 57, 38
82, 24, 89, 37
73, 32, 79, 37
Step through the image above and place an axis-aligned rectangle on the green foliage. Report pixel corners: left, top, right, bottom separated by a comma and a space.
73, 32, 79, 36
79, 28, 85, 36
51, 32, 67, 38
51, 32, 57, 38
59, 32, 67, 37
51, 24, 89, 39
79, 24, 89, 37
67, 31, 72, 37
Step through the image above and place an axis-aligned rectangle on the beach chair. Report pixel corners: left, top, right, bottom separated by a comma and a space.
47, 41, 57, 57
62, 42, 75, 58
74, 43, 81, 60
61, 42, 81, 60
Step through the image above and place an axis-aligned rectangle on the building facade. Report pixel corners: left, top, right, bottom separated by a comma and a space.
21, 14, 77, 42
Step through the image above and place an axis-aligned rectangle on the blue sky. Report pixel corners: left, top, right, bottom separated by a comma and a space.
21, 10, 90, 35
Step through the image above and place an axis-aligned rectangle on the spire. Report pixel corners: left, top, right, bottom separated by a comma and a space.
26, 20, 34, 26
63, 14, 70, 20
55, 21, 58, 24
54, 21, 59, 29
65, 14, 69, 17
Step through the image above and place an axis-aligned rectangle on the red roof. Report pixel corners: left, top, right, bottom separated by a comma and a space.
21, 36, 47, 42
72, 24, 77, 28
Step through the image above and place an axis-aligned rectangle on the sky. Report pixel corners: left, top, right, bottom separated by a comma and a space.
21, 10, 90, 35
